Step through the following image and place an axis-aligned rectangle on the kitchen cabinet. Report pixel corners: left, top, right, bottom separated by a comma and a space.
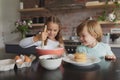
5, 44, 37, 55
5, 39, 37, 54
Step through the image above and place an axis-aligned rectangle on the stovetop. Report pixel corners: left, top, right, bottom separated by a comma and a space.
64, 40, 81, 53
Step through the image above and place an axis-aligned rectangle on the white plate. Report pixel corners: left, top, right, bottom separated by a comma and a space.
62, 54, 101, 66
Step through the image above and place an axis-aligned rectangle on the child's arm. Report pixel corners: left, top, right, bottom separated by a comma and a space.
19, 37, 39, 48
33, 34, 42, 42
104, 44, 116, 60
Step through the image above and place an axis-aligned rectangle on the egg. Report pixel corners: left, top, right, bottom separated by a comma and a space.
14, 55, 21, 60
16, 59, 23, 64
24, 55, 32, 62
20, 54, 25, 61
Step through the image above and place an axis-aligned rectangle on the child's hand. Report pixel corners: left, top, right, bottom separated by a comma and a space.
105, 55, 116, 60
33, 32, 48, 41
41, 32, 48, 41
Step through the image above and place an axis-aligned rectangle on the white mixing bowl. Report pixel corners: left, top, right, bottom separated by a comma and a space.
39, 55, 62, 70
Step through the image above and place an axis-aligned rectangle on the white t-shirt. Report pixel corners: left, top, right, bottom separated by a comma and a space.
76, 42, 114, 58
19, 37, 60, 48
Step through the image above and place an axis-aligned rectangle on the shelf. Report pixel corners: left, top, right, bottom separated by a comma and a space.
32, 23, 44, 26
19, 8, 49, 12
85, 1, 120, 8
99, 21, 120, 24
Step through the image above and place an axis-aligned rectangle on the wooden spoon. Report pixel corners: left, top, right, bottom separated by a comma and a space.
41, 25, 47, 48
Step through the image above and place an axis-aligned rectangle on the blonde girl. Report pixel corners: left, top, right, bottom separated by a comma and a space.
19, 16, 64, 48
76, 20, 116, 60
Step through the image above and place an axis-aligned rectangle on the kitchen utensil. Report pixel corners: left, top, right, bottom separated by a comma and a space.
41, 25, 47, 48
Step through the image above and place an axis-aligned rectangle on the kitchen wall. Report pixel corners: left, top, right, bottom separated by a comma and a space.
51, 9, 102, 39
0, 0, 4, 49
22, 8, 104, 40
0, 0, 20, 50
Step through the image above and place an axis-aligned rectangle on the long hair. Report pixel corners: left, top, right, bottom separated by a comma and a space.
45, 16, 63, 44
77, 20, 103, 42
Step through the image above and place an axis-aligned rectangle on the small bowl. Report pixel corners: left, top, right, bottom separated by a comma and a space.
39, 55, 62, 70
0, 59, 15, 71
36, 46, 64, 56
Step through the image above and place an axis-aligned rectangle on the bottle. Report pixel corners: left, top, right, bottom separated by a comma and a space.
39, 0, 45, 7
106, 33, 110, 44
20, 1, 24, 9
102, 33, 110, 44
